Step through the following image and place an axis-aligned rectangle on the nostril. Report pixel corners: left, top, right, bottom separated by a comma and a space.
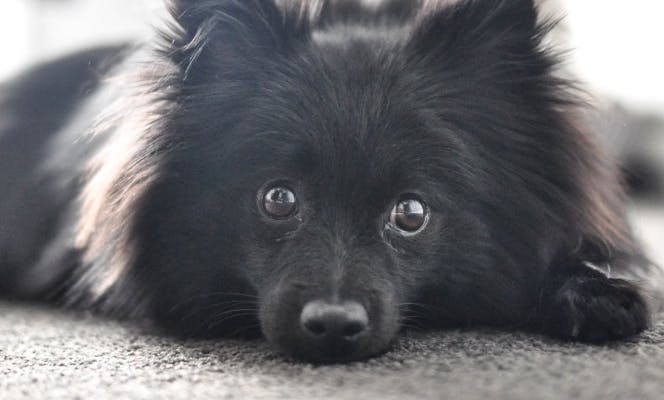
342, 320, 366, 338
300, 300, 368, 340
303, 319, 326, 336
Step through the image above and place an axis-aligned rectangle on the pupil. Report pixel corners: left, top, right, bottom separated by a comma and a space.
395, 199, 425, 231
264, 187, 296, 217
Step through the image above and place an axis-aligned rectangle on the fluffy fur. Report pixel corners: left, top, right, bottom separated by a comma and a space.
0, 0, 661, 363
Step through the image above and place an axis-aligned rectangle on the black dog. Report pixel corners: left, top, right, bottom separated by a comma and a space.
0, 0, 661, 363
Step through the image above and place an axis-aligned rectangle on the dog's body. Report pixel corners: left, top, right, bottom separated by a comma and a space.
0, 0, 661, 362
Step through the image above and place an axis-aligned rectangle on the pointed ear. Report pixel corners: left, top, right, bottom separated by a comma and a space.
409, 0, 541, 66
165, 0, 309, 82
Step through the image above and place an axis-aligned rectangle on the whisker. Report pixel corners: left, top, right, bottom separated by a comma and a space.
210, 308, 259, 319
176, 300, 259, 324
168, 291, 260, 313
206, 312, 260, 331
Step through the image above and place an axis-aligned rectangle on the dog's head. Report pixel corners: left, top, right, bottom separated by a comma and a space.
85, 0, 623, 363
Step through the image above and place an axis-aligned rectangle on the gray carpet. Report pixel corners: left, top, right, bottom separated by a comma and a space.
2, 303, 664, 400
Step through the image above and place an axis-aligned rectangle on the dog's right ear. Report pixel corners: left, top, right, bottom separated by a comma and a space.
409, 0, 541, 69
165, 0, 310, 82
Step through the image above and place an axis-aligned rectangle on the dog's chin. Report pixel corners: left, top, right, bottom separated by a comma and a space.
262, 322, 398, 364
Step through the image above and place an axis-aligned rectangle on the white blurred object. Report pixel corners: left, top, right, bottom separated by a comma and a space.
631, 205, 664, 267
560, 0, 664, 113
0, 0, 32, 80
0, 0, 165, 80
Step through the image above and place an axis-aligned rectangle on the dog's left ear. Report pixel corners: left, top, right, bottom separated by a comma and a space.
409, 0, 541, 67
166, 0, 309, 82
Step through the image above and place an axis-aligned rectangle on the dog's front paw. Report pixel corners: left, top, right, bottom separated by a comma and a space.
542, 277, 650, 342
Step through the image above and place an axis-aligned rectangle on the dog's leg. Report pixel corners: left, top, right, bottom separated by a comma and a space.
538, 261, 651, 342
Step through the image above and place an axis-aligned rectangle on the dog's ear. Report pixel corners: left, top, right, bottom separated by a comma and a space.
409, 0, 541, 68
166, 0, 310, 82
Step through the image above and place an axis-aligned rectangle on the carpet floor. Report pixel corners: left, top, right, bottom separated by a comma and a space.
2, 303, 664, 400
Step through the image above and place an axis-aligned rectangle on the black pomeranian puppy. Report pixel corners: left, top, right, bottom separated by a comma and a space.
0, 0, 661, 363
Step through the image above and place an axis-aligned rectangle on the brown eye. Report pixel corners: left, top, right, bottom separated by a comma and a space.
262, 186, 297, 218
389, 197, 429, 234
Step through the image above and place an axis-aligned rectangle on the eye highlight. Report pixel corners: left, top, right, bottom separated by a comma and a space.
262, 186, 297, 219
389, 196, 429, 235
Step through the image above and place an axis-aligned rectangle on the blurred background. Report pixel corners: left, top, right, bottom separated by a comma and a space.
0, 0, 662, 262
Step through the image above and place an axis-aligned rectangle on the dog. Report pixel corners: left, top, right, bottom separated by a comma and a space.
0, 0, 661, 363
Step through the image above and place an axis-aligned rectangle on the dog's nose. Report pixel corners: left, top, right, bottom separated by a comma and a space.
300, 300, 368, 340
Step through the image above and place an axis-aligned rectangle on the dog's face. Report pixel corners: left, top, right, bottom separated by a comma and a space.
120, 0, 574, 362
234, 55, 465, 361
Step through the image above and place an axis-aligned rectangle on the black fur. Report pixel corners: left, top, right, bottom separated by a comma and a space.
0, 0, 661, 363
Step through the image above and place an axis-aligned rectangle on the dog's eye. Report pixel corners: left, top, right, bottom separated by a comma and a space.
262, 186, 297, 218
389, 196, 429, 234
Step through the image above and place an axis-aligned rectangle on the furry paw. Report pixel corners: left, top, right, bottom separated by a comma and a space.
542, 277, 650, 342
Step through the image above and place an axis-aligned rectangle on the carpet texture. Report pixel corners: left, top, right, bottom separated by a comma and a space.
2, 303, 664, 400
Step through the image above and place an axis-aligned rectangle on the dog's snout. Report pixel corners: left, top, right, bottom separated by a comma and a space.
300, 300, 368, 340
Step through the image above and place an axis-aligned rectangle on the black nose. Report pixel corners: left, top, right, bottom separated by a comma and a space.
300, 300, 368, 340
